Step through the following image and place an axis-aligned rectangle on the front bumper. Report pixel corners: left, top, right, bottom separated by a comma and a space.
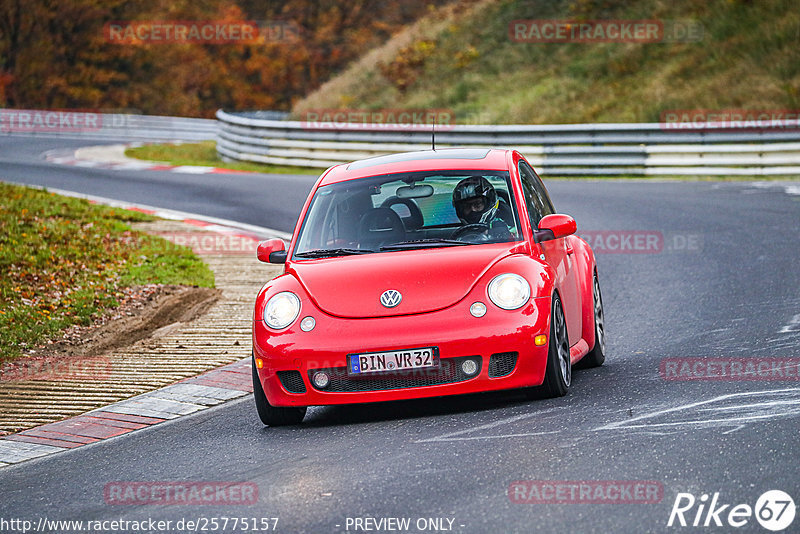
253, 296, 551, 407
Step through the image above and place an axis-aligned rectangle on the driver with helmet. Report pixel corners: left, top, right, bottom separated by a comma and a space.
452, 176, 514, 238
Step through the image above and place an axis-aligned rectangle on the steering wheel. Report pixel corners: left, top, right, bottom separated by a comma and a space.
451, 223, 490, 241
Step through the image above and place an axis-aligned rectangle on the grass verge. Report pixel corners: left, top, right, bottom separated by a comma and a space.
0, 182, 215, 362
294, 0, 799, 125
125, 141, 320, 175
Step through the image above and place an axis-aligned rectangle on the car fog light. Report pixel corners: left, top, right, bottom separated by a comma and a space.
461, 358, 479, 376
535, 335, 547, 346
312, 371, 330, 389
470, 302, 487, 318
300, 316, 316, 332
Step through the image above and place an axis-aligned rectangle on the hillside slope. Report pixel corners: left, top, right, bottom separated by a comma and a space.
293, 0, 799, 124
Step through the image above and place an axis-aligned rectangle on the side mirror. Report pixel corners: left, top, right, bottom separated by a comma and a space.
534, 214, 577, 242
257, 239, 287, 264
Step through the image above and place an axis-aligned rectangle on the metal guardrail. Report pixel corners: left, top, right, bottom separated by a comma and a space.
216, 109, 800, 176
0, 110, 217, 142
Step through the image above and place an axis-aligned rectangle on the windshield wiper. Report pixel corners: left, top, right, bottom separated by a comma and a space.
294, 248, 373, 258
380, 239, 469, 251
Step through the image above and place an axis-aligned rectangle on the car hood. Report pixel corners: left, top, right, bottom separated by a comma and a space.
289, 243, 521, 318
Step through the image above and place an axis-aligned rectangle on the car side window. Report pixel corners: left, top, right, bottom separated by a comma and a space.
518, 160, 548, 228
531, 174, 556, 215
529, 164, 555, 216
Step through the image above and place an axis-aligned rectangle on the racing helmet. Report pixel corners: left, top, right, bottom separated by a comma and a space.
452, 176, 498, 224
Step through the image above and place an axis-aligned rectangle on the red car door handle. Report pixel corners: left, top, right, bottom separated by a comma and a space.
565, 241, 574, 255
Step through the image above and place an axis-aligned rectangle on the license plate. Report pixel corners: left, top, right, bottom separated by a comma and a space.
348, 347, 438, 375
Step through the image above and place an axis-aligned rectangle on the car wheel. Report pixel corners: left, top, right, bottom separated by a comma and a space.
526, 293, 571, 399
581, 273, 606, 368
252, 357, 306, 426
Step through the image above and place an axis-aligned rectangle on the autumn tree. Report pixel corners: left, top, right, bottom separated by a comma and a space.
0, 0, 449, 116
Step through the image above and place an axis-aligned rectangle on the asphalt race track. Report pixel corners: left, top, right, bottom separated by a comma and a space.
1, 135, 799, 533
0, 136, 318, 234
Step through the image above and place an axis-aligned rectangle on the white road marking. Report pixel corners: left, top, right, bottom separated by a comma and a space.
417, 430, 560, 442
112, 161, 161, 170
697, 399, 800, 412
721, 424, 746, 435
593, 387, 800, 431
779, 313, 800, 333
171, 165, 216, 174
749, 182, 800, 197
415, 407, 563, 443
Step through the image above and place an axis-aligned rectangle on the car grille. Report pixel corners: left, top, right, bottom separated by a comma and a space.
277, 370, 306, 393
488, 352, 518, 378
308, 356, 481, 393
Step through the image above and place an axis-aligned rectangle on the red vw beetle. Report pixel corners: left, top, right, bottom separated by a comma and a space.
252, 148, 605, 425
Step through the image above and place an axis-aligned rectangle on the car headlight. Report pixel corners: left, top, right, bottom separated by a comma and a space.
487, 273, 531, 310
263, 292, 301, 329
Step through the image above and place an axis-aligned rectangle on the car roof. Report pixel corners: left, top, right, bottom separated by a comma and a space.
319, 148, 512, 185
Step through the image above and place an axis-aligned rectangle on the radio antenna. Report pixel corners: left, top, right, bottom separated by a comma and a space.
431, 121, 436, 151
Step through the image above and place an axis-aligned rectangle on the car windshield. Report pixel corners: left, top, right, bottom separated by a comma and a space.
293, 170, 522, 258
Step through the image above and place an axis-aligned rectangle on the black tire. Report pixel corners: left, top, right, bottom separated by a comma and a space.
252, 359, 306, 426
581, 273, 606, 368
526, 293, 571, 399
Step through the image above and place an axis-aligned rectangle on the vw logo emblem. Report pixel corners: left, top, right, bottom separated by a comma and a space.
380, 289, 402, 308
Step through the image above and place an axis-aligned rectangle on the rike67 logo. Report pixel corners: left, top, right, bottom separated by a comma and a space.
668, 490, 795, 531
